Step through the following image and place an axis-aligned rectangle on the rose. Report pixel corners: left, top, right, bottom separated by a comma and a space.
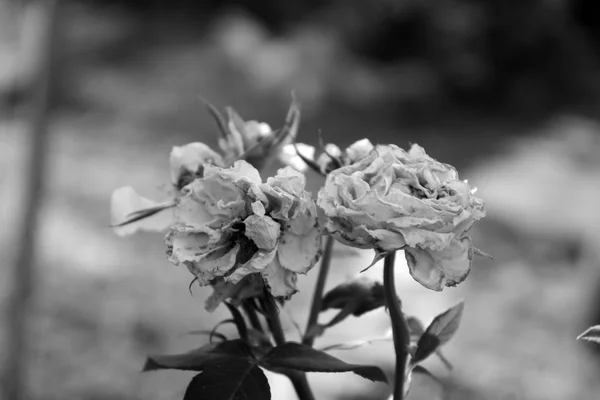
317, 144, 486, 290
166, 160, 322, 309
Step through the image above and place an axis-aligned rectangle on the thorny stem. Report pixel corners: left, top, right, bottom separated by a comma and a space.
263, 294, 315, 400
242, 299, 264, 334
383, 252, 411, 399
303, 235, 334, 346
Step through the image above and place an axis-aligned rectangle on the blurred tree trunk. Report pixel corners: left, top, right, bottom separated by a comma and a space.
1, 0, 60, 399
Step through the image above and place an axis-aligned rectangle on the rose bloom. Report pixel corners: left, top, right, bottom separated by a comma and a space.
318, 144, 486, 291
166, 160, 322, 310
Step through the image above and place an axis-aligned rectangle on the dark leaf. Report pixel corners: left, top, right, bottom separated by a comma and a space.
260, 342, 388, 384
225, 302, 249, 343
577, 325, 600, 344
201, 98, 229, 140
318, 332, 393, 352
227, 107, 248, 138
277, 98, 301, 146
412, 301, 464, 364
183, 359, 270, 400
110, 202, 174, 228
321, 276, 386, 317
406, 316, 425, 338
143, 339, 251, 372
247, 329, 273, 352
413, 334, 440, 365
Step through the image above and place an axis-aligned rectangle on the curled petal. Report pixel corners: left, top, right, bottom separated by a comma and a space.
404, 237, 473, 291
244, 214, 281, 250
176, 185, 220, 227
345, 139, 374, 163
266, 166, 307, 197
204, 160, 262, 186
278, 221, 322, 274
184, 243, 241, 285
110, 186, 173, 236
169, 142, 224, 185
227, 249, 278, 285
261, 257, 298, 298
166, 228, 223, 264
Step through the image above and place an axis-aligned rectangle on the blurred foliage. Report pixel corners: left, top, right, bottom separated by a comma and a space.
75, 0, 600, 118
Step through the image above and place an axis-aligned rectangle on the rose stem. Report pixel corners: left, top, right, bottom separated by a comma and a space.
242, 299, 264, 334
383, 251, 411, 399
302, 234, 334, 346
264, 294, 315, 400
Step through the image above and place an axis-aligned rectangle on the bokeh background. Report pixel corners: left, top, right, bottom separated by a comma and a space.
2, 0, 600, 399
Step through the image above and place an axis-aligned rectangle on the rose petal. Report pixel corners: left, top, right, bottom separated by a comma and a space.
345, 139, 374, 163
266, 166, 307, 197
110, 186, 173, 236
278, 215, 322, 273
169, 142, 224, 185
244, 214, 281, 250
176, 184, 220, 227
167, 228, 221, 263
185, 243, 241, 285
226, 249, 278, 284
261, 257, 298, 298
204, 160, 262, 185
404, 237, 473, 291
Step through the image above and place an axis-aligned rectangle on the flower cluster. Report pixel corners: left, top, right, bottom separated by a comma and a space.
166, 161, 322, 310
111, 100, 300, 236
317, 144, 486, 291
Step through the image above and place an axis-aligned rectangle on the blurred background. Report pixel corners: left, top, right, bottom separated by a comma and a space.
2, 0, 600, 399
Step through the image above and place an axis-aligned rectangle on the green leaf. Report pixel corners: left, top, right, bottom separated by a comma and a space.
183, 358, 270, 400
201, 98, 229, 140
318, 333, 393, 352
260, 342, 388, 384
145, 339, 270, 400
412, 301, 464, 364
406, 316, 425, 339
110, 202, 174, 228
143, 339, 251, 372
577, 325, 600, 344
322, 276, 386, 317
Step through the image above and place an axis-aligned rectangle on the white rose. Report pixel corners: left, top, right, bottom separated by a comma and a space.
166, 160, 322, 309
318, 144, 486, 290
